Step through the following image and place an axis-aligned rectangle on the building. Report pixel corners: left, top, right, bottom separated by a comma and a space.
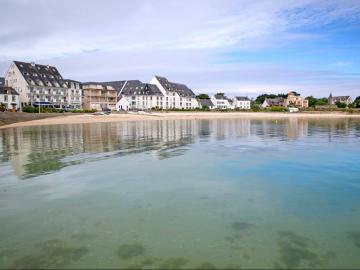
261, 98, 285, 108
211, 93, 233, 109
150, 75, 199, 109
233, 96, 251, 109
0, 87, 20, 111
64, 79, 82, 109
285, 92, 308, 108
0, 77, 4, 86
82, 82, 117, 111
328, 93, 352, 106
5, 61, 70, 108
198, 99, 215, 110
105, 80, 163, 111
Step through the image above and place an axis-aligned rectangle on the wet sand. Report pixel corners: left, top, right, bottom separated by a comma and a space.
1, 111, 360, 129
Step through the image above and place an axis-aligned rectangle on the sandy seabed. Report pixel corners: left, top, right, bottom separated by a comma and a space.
1, 111, 360, 129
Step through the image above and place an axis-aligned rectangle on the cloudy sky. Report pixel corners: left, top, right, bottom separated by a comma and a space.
0, 0, 359, 97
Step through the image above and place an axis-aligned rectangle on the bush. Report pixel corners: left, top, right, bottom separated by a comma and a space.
270, 106, 286, 112
22, 106, 96, 113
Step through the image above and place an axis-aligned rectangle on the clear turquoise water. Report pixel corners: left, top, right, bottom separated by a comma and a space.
0, 118, 360, 269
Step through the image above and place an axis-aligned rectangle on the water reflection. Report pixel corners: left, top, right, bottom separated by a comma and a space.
0, 118, 359, 178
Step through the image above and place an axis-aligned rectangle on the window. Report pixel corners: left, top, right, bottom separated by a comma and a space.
4, 95, 8, 101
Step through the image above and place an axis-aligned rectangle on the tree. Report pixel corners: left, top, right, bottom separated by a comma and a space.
216, 92, 225, 96
255, 94, 277, 104
305, 96, 317, 107
335, 101, 347, 108
0, 103, 6, 112
353, 96, 360, 108
197, 94, 210, 99
316, 98, 329, 106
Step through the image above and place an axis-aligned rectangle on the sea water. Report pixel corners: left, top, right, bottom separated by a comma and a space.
0, 118, 359, 269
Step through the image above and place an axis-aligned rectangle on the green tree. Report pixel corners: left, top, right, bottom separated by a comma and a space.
197, 94, 210, 99
0, 103, 6, 112
306, 96, 317, 107
216, 92, 225, 96
353, 96, 360, 108
335, 101, 347, 108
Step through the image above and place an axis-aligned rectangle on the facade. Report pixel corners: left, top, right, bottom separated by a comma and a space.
233, 96, 251, 109
328, 93, 352, 105
0, 87, 20, 110
150, 76, 199, 109
211, 93, 233, 109
198, 99, 215, 110
105, 80, 164, 111
5, 61, 70, 108
64, 80, 82, 109
82, 83, 117, 111
285, 92, 308, 108
262, 98, 285, 108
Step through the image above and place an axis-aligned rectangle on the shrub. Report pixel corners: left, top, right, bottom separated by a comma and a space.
270, 106, 286, 112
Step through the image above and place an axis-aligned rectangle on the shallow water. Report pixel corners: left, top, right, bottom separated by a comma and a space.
0, 118, 360, 269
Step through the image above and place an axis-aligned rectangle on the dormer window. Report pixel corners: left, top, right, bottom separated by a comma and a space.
33, 73, 38, 77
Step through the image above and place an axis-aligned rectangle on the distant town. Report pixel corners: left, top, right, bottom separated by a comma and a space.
0, 60, 359, 113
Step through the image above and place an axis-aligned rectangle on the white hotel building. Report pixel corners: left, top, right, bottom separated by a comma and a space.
5, 61, 82, 109
108, 75, 199, 111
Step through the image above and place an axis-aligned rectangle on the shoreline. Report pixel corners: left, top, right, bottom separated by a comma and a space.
1, 111, 360, 129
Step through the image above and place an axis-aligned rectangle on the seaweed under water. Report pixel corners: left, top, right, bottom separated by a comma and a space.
9, 239, 89, 269
347, 232, 360, 248
274, 231, 322, 269
117, 243, 146, 260
231, 221, 255, 231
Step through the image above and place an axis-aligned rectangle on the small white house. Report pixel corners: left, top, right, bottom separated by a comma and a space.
233, 96, 251, 109
211, 94, 233, 109
116, 96, 130, 111
0, 87, 20, 110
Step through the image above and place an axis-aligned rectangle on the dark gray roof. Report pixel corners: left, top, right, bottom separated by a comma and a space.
124, 80, 162, 96
332, 96, 351, 101
103, 81, 127, 91
214, 94, 229, 100
235, 96, 250, 101
155, 75, 196, 97
264, 98, 285, 106
0, 77, 4, 86
198, 99, 214, 107
105, 80, 163, 96
64, 79, 82, 88
14, 61, 67, 88
0, 86, 19, 95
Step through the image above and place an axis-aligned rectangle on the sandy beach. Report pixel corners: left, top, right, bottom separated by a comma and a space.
1, 111, 360, 129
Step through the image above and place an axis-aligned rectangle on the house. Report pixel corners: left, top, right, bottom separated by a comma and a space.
0, 77, 4, 86
285, 92, 308, 108
106, 80, 163, 111
5, 61, 70, 109
198, 98, 215, 110
233, 96, 251, 110
82, 82, 117, 111
64, 79, 82, 109
261, 98, 285, 108
211, 93, 233, 109
328, 93, 352, 105
150, 75, 199, 109
0, 87, 20, 111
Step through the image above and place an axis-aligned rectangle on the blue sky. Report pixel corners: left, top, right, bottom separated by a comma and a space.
0, 0, 359, 98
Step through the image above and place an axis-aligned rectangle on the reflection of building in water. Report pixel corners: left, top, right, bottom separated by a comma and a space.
286, 118, 308, 140
1, 125, 85, 177
2, 117, 353, 179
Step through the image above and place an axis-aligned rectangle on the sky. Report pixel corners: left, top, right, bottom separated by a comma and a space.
0, 0, 359, 98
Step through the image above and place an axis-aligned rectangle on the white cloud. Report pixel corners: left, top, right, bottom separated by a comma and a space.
0, 0, 359, 97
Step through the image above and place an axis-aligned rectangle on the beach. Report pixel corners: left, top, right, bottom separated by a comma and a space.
1, 111, 360, 129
